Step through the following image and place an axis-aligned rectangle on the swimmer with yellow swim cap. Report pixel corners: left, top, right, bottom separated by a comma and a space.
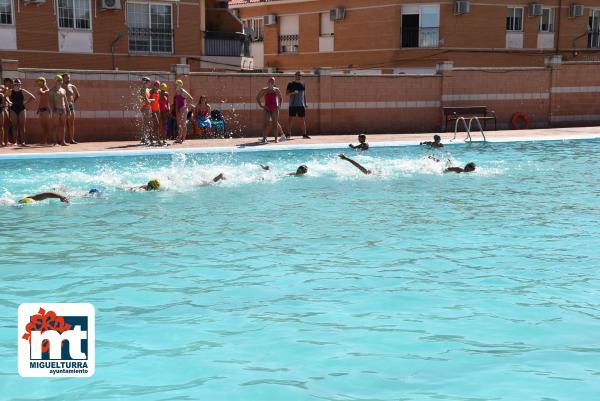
133, 179, 161, 191
131, 174, 226, 191
18, 192, 69, 204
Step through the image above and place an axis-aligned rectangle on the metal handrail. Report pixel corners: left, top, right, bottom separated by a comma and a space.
451, 116, 487, 142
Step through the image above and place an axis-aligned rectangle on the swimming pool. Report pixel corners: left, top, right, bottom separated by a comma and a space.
1, 139, 599, 400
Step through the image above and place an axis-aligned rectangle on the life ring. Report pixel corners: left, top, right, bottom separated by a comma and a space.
511, 112, 529, 130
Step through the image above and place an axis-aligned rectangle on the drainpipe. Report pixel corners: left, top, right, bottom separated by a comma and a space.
111, 32, 125, 70
555, 0, 562, 55
200, 0, 206, 56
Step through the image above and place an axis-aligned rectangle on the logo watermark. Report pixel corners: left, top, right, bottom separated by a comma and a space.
18, 303, 95, 377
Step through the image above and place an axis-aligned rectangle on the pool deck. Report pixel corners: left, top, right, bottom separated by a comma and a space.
1, 126, 599, 157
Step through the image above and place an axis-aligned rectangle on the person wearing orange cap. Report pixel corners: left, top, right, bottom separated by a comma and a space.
148, 80, 161, 145
139, 76, 153, 144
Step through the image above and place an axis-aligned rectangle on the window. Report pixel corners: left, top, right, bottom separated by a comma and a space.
401, 5, 439, 48
243, 18, 263, 41
127, 2, 173, 54
0, 0, 13, 25
58, 0, 91, 30
506, 7, 523, 31
320, 12, 334, 36
279, 15, 299, 53
540, 8, 554, 32
590, 9, 600, 48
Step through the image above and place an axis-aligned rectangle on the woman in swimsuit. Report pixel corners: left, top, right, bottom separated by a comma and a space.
192, 96, 212, 138
158, 83, 170, 146
36, 77, 52, 145
9, 78, 36, 146
256, 77, 283, 144
49, 75, 68, 146
174, 79, 193, 144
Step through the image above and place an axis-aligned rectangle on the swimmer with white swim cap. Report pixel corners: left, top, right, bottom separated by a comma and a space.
18, 192, 69, 204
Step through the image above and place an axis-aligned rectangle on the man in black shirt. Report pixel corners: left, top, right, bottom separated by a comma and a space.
286, 71, 311, 139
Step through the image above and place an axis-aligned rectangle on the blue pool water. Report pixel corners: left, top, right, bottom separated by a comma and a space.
1, 139, 599, 400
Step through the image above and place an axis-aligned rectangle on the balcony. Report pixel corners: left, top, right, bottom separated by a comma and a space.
200, 31, 253, 71
401, 27, 439, 48
279, 34, 299, 53
204, 31, 248, 57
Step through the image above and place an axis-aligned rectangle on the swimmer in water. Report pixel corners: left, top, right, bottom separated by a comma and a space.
338, 153, 372, 175
428, 156, 475, 173
133, 179, 162, 191
421, 134, 443, 148
132, 174, 225, 191
444, 162, 476, 174
349, 134, 369, 151
18, 192, 69, 204
287, 165, 308, 176
198, 173, 226, 185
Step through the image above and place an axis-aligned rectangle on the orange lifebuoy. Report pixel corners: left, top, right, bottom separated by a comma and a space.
511, 112, 529, 130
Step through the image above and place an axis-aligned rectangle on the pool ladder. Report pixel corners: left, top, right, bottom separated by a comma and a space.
451, 117, 487, 142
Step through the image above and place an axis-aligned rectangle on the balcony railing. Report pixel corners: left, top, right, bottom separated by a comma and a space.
128, 27, 173, 54
589, 30, 600, 48
279, 34, 299, 53
401, 27, 439, 48
204, 31, 249, 57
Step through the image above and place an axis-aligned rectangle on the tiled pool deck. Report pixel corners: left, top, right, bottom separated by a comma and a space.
0, 127, 599, 159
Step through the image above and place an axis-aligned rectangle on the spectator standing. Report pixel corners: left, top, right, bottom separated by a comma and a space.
286, 71, 311, 139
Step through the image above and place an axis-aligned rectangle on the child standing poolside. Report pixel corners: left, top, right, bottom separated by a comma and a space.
158, 83, 170, 146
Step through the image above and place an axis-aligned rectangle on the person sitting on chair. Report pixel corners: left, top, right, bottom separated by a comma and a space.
192, 96, 212, 138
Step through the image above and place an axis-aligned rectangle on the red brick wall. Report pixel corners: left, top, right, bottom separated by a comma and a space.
1, 1, 204, 71
7, 60, 600, 142
235, 0, 600, 70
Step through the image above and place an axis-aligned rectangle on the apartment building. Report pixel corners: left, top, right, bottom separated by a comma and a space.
0, 0, 246, 71
230, 0, 600, 72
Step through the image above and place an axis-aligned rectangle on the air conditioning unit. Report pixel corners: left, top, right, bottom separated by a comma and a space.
529, 3, 543, 16
454, 1, 470, 15
100, 0, 121, 10
23, 0, 47, 4
330, 7, 346, 21
569, 4, 584, 17
264, 14, 277, 26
